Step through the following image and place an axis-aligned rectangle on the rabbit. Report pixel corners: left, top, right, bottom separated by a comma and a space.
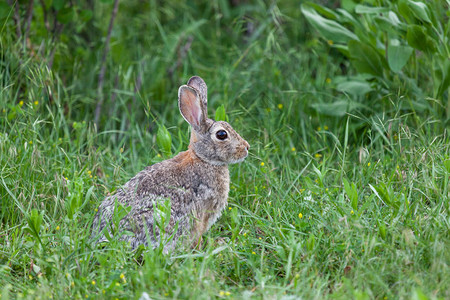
92, 76, 250, 251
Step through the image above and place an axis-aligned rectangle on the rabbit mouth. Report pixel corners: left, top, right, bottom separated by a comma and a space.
234, 157, 247, 163
230, 151, 248, 164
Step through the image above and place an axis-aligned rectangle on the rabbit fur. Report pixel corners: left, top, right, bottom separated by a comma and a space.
92, 76, 249, 250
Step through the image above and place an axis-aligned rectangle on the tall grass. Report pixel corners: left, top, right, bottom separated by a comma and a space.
0, 1, 449, 299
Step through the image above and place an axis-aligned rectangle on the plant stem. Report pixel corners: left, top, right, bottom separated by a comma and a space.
95, 0, 120, 127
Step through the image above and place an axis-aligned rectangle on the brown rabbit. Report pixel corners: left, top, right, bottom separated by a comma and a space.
92, 76, 249, 250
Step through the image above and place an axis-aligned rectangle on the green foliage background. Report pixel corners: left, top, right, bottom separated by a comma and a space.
0, 0, 449, 299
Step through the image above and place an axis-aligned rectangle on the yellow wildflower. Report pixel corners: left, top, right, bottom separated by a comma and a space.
260, 162, 265, 167
314, 153, 322, 158
291, 147, 296, 152
34, 101, 39, 106
298, 213, 303, 219
19, 101, 24, 107
324, 125, 329, 130
278, 103, 283, 109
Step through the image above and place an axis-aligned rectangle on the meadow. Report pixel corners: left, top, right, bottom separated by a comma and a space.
0, 0, 449, 299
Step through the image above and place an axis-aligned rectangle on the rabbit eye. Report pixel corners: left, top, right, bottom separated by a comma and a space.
216, 130, 228, 140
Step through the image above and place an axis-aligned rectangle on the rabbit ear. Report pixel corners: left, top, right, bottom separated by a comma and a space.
187, 76, 207, 107
178, 85, 206, 132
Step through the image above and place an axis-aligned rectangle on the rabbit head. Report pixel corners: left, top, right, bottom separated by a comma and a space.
178, 76, 249, 166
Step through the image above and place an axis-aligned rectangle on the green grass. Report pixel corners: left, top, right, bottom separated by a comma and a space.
1, 1, 449, 299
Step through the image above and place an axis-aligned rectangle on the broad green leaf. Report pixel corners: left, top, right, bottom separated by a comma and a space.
355, 5, 390, 14
406, 25, 437, 54
341, 0, 358, 12
348, 40, 385, 77
407, 0, 431, 23
336, 80, 372, 96
343, 178, 358, 210
52, 0, 65, 10
332, 44, 350, 57
80, 9, 93, 22
301, 4, 359, 43
373, 12, 403, 33
311, 101, 348, 117
377, 220, 387, 239
387, 44, 414, 72
305, 2, 340, 20
311, 100, 365, 117
57, 7, 75, 24
215, 104, 228, 121
156, 124, 172, 156
444, 159, 450, 174
0, 2, 11, 20
386, 11, 402, 27
336, 8, 359, 25
412, 288, 429, 300
23, 209, 44, 244
398, 0, 415, 23
29, 209, 43, 235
